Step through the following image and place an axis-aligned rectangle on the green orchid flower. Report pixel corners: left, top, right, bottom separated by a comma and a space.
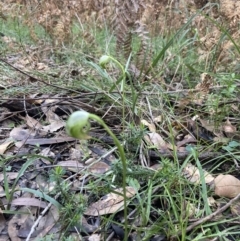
99, 55, 111, 69
66, 111, 91, 140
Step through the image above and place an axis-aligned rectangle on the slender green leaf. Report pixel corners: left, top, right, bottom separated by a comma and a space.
20, 188, 62, 209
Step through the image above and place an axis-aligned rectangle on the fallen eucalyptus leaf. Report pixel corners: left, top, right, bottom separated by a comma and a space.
182, 163, 214, 184
214, 174, 240, 198
84, 187, 136, 216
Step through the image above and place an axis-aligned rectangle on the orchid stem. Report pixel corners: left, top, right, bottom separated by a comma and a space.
89, 114, 128, 240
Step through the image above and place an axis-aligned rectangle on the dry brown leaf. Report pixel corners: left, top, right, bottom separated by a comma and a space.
141, 119, 156, 132
35, 174, 55, 192
2, 36, 16, 44
17, 208, 37, 238
16, 58, 31, 68
39, 103, 65, 133
89, 161, 110, 174
177, 98, 191, 108
149, 163, 162, 171
183, 201, 197, 218
58, 161, 84, 172
153, 115, 162, 123
214, 174, 240, 198
41, 104, 60, 123
0, 172, 18, 182
231, 104, 239, 112
16, 136, 76, 146
11, 198, 47, 208
187, 119, 214, 142
0, 140, 13, 154
199, 118, 228, 140
212, 136, 229, 143
178, 147, 186, 152
223, 118, 236, 138
24, 115, 43, 130
182, 163, 214, 184
69, 147, 83, 160
198, 119, 216, 132
85, 157, 96, 164
230, 202, 240, 217
145, 132, 175, 150
88, 234, 101, 241
207, 197, 218, 207
191, 92, 206, 105
143, 134, 151, 145
35, 205, 59, 239
41, 120, 65, 133
147, 132, 166, 149
36, 62, 48, 70
84, 187, 136, 216
10, 127, 36, 141
27, 94, 43, 105
177, 135, 196, 148
39, 148, 55, 164
8, 207, 30, 241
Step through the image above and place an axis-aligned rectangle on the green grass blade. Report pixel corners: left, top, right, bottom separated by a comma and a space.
3, 167, 10, 202
20, 187, 62, 209
146, 11, 200, 75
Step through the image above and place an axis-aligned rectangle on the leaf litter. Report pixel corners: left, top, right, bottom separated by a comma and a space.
0, 1, 240, 240
0, 78, 239, 241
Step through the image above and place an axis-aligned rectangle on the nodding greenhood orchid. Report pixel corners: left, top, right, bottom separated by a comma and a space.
66, 111, 91, 140
99, 55, 111, 69
66, 110, 128, 240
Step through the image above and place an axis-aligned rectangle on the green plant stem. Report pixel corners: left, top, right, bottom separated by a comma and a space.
107, 56, 126, 91
89, 114, 128, 240
104, 55, 127, 130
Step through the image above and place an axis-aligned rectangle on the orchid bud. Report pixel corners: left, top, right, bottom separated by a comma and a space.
66, 111, 91, 140
99, 55, 111, 69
